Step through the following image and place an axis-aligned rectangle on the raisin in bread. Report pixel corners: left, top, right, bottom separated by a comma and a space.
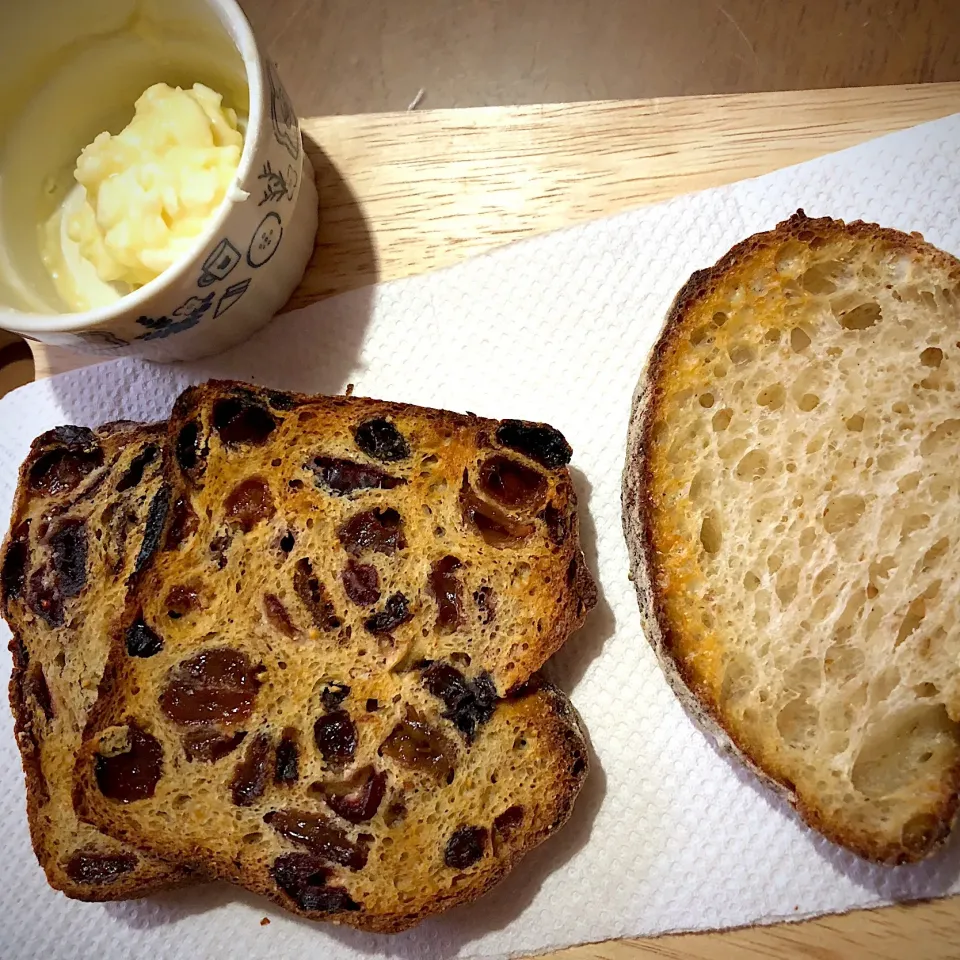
76, 380, 595, 930
623, 212, 960, 864
1, 422, 191, 898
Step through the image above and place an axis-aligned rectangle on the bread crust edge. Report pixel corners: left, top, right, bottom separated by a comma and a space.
1, 422, 191, 899
621, 211, 960, 865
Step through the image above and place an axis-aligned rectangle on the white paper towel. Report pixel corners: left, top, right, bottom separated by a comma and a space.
2, 114, 960, 960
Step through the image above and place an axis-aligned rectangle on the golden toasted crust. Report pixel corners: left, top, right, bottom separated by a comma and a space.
76, 380, 594, 930
623, 212, 960, 864
1, 422, 191, 899
77, 676, 587, 932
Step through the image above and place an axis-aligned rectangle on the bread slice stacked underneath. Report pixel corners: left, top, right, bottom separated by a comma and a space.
1, 422, 190, 898
624, 212, 960, 864
73, 380, 595, 931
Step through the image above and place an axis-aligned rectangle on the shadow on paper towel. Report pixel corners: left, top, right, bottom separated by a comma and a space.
704, 726, 960, 906
543, 468, 617, 695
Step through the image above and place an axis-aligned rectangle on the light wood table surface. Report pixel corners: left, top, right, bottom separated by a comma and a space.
30, 82, 960, 960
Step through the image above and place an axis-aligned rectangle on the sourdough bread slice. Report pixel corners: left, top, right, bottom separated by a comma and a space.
76, 380, 595, 930
623, 212, 960, 864
1, 422, 190, 898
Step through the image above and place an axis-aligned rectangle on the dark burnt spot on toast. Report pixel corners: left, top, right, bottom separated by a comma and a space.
353, 418, 411, 462
314, 710, 358, 766
94, 726, 163, 803
183, 729, 247, 763
125, 615, 164, 658
494, 420, 571, 469
265, 813, 368, 869
231, 732, 273, 806
309, 456, 406, 496
338, 508, 406, 557
159, 648, 263, 725
65, 850, 138, 885
443, 825, 487, 868
342, 560, 381, 606
429, 556, 464, 632
213, 397, 277, 447
224, 477, 276, 533
271, 854, 361, 912
28, 426, 104, 496
315, 766, 387, 823
379, 708, 457, 782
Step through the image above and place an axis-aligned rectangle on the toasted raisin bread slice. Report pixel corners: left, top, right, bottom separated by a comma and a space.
0, 422, 191, 899
76, 380, 595, 930
77, 671, 587, 932
623, 212, 960, 865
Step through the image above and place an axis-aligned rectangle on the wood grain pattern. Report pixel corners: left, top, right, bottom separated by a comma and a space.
24, 81, 960, 960
552, 897, 960, 959
290, 82, 960, 307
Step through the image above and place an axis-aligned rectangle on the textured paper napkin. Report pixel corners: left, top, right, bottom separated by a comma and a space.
2, 114, 960, 960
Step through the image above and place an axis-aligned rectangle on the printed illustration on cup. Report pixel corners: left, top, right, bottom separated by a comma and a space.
247, 211, 283, 268
215, 278, 252, 318
136, 293, 215, 341
198, 238, 242, 287
76, 330, 130, 349
267, 60, 300, 160
258, 161, 298, 205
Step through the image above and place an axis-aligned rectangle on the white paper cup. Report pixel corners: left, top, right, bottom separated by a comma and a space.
0, 0, 318, 363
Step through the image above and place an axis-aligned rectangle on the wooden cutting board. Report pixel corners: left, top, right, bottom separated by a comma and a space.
29, 82, 960, 960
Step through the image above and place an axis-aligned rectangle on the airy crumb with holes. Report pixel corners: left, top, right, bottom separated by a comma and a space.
625, 211, 960, 866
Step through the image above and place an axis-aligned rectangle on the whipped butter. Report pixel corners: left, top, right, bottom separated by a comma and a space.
42, 82, 243, 310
